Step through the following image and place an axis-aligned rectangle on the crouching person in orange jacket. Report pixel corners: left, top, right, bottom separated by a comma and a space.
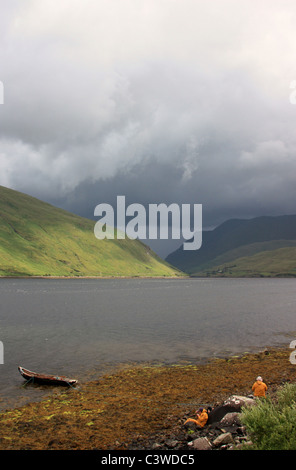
252, 376, 267, 398
185, 407, 208, 428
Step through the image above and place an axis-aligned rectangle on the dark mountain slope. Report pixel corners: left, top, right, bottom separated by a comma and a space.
166, 215, 296, 274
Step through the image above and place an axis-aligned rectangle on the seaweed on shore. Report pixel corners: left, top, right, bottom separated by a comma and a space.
0, 347, 295, 450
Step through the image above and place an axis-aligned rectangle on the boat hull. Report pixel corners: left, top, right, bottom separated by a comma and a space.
18, 366, 77, 386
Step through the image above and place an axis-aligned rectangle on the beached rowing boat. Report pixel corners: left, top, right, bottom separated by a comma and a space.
18, 366, 78, 386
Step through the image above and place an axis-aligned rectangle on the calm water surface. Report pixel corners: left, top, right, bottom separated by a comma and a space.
1, 277, 296, 408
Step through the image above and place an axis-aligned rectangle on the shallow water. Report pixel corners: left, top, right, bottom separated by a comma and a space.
1, 277, 296, 409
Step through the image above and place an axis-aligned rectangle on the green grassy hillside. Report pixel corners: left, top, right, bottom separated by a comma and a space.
0, 186, 183, 278
192, 244, 296, 277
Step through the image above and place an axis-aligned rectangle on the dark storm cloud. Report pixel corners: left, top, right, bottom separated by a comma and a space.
1, 0, 296, 255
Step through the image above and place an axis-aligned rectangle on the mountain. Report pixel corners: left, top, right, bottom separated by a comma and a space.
195, 244, 296, 277
0, 186, 183, 278
166, 215, 296, 277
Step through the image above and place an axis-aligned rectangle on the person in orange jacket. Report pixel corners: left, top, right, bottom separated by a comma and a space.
252, 376, 267, 398
184, 407, 208, 428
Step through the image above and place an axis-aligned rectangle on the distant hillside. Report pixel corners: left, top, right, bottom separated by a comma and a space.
192, 244, 296, 277
166, 215, 296, 277
0, 186, 183, 278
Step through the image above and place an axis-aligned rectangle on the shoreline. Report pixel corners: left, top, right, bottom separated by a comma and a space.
0, 345, 295, 450
0, 275, 187, 280
1, 275, 295, 280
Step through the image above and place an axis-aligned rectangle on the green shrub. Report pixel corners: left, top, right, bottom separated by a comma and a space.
240, 383, 296, 450
276, 382, 296, 407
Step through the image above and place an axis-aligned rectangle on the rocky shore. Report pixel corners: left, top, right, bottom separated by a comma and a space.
128, 394, 256, 451
0, 346, 295, 450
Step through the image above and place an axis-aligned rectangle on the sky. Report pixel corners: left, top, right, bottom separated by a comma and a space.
1, 0, 296, 257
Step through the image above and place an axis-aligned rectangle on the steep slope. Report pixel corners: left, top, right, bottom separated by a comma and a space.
0, 186, 183, 278
192, 244, 296, 277
166, 215, 296, 276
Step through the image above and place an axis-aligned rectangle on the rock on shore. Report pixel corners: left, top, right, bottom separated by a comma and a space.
129, 395, 256, 451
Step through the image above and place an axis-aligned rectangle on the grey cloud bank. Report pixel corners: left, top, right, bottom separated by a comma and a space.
0, 0, 296, 256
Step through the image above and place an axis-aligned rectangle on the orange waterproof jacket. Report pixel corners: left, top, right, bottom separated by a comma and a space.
196, 409, 208, 427
252, 380, 267, 397
185, 409, 208, 428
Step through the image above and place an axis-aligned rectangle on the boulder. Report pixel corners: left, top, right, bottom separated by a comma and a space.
151, 443, 162, 450
234, 440, 253, 449
188, 437, 212, 451
213, 432, 234, 447
223, 395, 256, 410
219, 412, 241, 427
207, 404, 238, 425
207, 395, 255, 424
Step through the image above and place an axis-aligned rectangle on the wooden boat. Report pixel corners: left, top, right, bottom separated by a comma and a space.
18, 366, 78, 387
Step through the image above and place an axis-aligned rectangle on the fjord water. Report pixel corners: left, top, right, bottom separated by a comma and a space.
1, 277, 296, 408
